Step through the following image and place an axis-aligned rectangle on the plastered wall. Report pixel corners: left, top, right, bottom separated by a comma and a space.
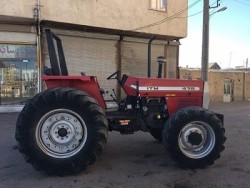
180, 69, 249, 102
0, 0, 187, 38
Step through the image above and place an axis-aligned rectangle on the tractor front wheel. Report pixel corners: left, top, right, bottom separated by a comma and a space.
162, 106, 226, 168
15, 88, 108, 175
149, 129, 163, 142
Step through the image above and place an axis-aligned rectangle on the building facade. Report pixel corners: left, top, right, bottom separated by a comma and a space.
0, 0, 188, 106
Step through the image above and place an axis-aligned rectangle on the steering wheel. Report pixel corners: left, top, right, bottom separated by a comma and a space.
107, 71, 120, 80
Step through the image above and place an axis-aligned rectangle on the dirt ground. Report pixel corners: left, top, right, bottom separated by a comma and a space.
0, 101, 250, 188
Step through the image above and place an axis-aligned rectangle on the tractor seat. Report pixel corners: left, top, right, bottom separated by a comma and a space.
43, 66, 53, 75
120, 74, 128, 86
99, 88, 105, 95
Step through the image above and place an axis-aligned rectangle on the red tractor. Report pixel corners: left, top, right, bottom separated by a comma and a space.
15, 29, 226, 176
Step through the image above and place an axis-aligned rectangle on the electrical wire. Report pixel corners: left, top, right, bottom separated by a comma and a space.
187, 10, 204, 18
175, 1, 221, 19
131, 0, 224, 30
175, 10, 203, 19
231, 0, 250, 7
131, 0, 202, 31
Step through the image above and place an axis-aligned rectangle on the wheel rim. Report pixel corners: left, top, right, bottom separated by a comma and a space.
178, 121, 215, 159
36, 109, 87, 158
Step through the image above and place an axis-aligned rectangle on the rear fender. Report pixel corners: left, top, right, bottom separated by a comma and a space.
42, 75, 106, 110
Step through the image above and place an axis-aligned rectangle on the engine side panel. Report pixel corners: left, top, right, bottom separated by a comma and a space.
122, 76, 204, 115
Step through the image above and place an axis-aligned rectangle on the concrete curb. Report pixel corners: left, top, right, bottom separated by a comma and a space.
0, 105, 24, 113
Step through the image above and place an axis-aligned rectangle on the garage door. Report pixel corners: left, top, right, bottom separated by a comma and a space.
121, 38, 165, 78
42, 30, 118, 100
166, 45, 178, 78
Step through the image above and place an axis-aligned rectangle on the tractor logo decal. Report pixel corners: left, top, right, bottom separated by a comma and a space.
131, 85, 200, 91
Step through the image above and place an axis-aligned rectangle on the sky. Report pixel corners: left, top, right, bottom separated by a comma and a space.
179, 0, 250, 69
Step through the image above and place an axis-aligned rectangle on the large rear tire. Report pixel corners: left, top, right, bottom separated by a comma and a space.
15, 88, 108, 175
162, 106, 226, 168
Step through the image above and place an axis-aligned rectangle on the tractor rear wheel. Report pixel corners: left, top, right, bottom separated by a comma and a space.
15, 87, 108, 175
162, 106, 226, 168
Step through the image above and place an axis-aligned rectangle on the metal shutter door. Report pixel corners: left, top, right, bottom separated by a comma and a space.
166, 45, 178, 78
42, 33, 118, 100
121, 40, 164, 78
120, 39, 165, 99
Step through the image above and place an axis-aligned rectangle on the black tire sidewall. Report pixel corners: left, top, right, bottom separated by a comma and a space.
16, 88, 108, 174
163, 107, 225, 167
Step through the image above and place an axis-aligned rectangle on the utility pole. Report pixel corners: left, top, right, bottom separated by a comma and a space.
201, 0, 210, 81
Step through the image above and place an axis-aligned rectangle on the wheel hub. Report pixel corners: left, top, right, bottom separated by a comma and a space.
180, 126, 206, 150
58, 127, 68, 137
188, 132, 203, 146
48, 120, 78, 145
36, 109, 87, 158
178, 121, 216, 159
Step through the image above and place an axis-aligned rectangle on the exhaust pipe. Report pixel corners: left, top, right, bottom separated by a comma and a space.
148, 36, 156, 78
157, 56, 165, 78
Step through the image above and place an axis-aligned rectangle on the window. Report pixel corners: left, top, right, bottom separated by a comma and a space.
0, 44, 37, 105
149, 0, 167, 11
